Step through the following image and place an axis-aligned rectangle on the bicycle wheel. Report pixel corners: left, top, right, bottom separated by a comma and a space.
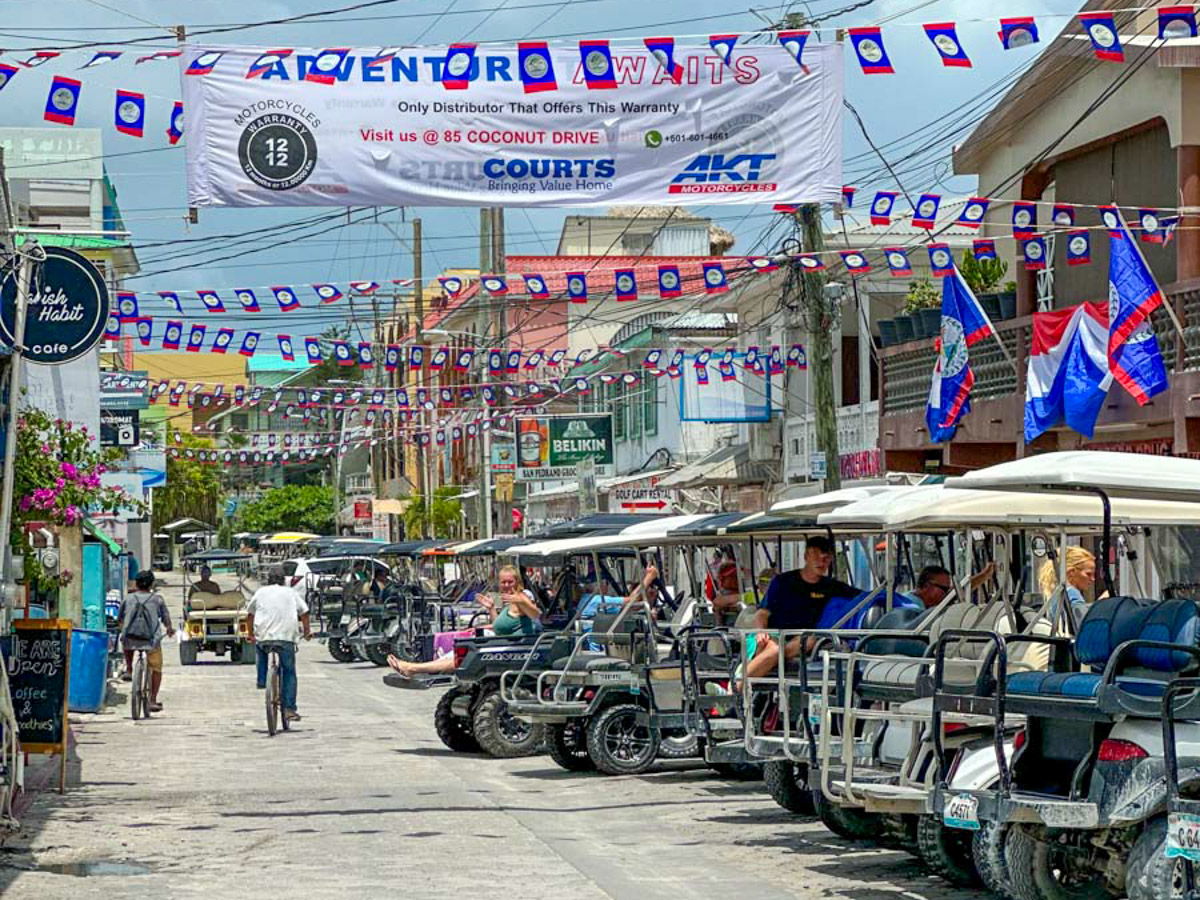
278, 664, 290, 732
131, 654, 145, 720
265, 656, 279, 736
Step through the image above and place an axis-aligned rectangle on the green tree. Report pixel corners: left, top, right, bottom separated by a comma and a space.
402, 486, 462, 538
309, 324, 362, 385
152, 434, 223, 534
236, 484, 335, 535
958, 250, 1008, 296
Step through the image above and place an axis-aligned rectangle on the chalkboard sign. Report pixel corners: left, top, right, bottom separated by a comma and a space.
3, 619, 72, 754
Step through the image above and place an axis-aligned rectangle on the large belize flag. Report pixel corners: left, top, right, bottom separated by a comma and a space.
1024, 301, 1112, 442
1108, 212, 1169, 404
926, 266, 996, 442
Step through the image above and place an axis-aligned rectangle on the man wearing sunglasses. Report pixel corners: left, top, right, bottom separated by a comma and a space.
911, 562, 996, 609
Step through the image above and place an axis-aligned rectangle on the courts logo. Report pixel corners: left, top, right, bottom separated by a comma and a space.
668, 152, 777, 194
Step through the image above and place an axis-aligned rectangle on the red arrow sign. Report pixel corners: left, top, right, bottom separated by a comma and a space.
621, 500, 667, 510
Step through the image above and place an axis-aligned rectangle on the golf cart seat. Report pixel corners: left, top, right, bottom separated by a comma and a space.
550, 652, 632, 672
188, 591, 244, 612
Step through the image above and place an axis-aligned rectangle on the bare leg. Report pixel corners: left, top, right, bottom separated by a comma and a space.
123, 647, 133, 675
387, 654, 455, 677
744, 636, 779, 680
150, 671, 163, 703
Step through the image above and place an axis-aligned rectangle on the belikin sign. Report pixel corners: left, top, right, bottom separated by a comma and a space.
0, 247, 109, 365
516, 414, 614, 481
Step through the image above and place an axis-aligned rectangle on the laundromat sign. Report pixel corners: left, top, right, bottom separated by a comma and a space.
515, 414, 614, 481
0, 247, 110, 365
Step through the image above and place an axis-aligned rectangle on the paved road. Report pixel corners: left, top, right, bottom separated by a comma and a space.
0, 635, 978, 899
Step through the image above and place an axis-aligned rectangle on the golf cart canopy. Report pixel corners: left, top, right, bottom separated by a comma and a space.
183, 548, 251, 563
260, 532, 321, 545
663, 512, 748, 537
535, 513, 660, 538
944, 451, 1200, 502
316, 539, 388, 558
379, 539, 441, 557
770, 485, 899, 517
162, 518, 215, 533
721, 512, 823, 536
456, 537, 529, 557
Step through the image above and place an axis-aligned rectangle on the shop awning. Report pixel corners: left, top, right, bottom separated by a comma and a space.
82, 518, 122, 557
657, 445, 772, 490
372, 498, 410, 516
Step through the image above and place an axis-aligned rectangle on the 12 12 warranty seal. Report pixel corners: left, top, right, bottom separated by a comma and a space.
237, 113, 318, 191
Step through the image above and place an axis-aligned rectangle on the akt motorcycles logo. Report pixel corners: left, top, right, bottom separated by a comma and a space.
237, 112, 319, 191
668, 153, 777, 195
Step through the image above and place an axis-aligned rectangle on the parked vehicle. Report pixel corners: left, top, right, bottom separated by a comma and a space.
178, 549, 255, 665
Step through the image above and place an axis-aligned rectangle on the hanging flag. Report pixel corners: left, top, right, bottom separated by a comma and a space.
774, 203, 799, 214
788, 344, 808, 369
1079, 11, 1124, 62
524, 349, 545, 369
186, 51, 223, 76
273, 285, 301, 311
233, 331, 257, 358
695, 366, 710, 387
306, 48, 351, 84
885, 248, 912, 277
870, 191, 897, 225
482, 386, 497, 406
719, 363, 736, 382
566, 271, 588, 302
644, 37, 683, 83
349, 280, 380, 294
138, 50, 182, 65
305, 337, 322, 362
999, 16, 1039, 49
1023, 235, 1048, 270
82, 51, 122, 69
21, 51, 60, 68
778, 30, 810, 69
186, 324, 206, 352
912, 193, 941, 229
166, 101, 184, 144
924, 22, 972, 67
455, 348, 474, 371
524, 274, 549, 299
548, 349, 567, 366
504, 349, 521, 373
430, 346, 449, 370
1024, 301, 1113, 442
162, 321, 182, 350
438, 276, 463, 298
197, 290, 225, 312
481, 274, 508, 295
442, 43, 476, 89
1100, 205, 1125, 238
1162, 217, 1181, 245
840, 251, 870, 274
574, 348, 593, 367
0, 64, 19, 91
234, 288, 260, 312
135, 318, 153, 347
236, 385, 246, 406
305, 283, 339, 305
278, 334, 294, 361
580, 40, 617, 89
212, 328, 234, 354
384, 345, 400, 371
957, 197, 990, 228
116, 291, 139, 322
749, 257, 779, 272
518, 42, 557, 92
396, 389, 409, 408
1159, 6, 1199, 39
644, 349, 663, 368
797, 255, 826, 272
246, 49, 292, 79
744, 346, 760, 369
44, 77, 82, 126
658, 264, 682, 298
925, 266, 994, 442
848, 27, 894, 74
333, 341, 354, 366
842, 186, 856, 208
1012, 202, 1038, 239
1051, 203, 1076, 227
970, 240, 996, 263
1139, 208, 1167, 243
104, 314, 121, 342
1107, 211, 1169, 404
614, 269, 638, 301
928, 243, 956, 277
358, 343, 374, 368
1066, 230, 1092, 266
709, 34, 738, 67
703, 262, 728, 294
768, 346, 785, 375
408, 346, 426, 370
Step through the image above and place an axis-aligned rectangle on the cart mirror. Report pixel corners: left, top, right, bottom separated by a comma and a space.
1031, 536, 1049, 558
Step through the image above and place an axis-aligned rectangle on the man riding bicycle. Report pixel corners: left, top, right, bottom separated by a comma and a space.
246, 567, 312, 723
119, 571, 175, 712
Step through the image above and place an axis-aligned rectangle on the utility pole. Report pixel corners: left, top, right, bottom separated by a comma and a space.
413, 217, 432, 538
477, 208, 493, 539
490, 208, 511, 535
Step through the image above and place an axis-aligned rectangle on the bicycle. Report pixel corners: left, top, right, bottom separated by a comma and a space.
264, 643, 289, 736
130, 648, 152, 721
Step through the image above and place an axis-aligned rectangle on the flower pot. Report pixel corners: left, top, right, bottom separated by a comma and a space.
893, 314, 916, 344
877, 319, 898, 347
999, 292, 1017, 320
918, 307, 942, 338
979, 293, 1002, 322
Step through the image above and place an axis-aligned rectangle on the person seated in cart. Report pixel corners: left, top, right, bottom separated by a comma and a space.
188, 565, 223, 598
907, 562, 996, 610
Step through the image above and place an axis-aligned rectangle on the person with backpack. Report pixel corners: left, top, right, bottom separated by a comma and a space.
119, 571, 175, 712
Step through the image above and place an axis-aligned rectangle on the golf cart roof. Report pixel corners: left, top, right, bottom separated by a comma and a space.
664, 512, 749, 537
819, 484, 1200, 529
183, 548, 250, 563
770, 485, 899, 517
232, 532, 264, 540
379, 539, 441, 557
161, 517, 215, 532
536, 513, 660, 537
508, 534, 638, 559
260, 532, 321, 544
944, 451, 1200, 502
721, 512, 824, 535
317, 540, 388, 557
455, 537, 529, 557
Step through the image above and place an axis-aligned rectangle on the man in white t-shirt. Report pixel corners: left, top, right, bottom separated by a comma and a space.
246, 568, 312, 722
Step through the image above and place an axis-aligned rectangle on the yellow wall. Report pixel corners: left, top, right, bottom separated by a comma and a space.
122, 351, 249, 433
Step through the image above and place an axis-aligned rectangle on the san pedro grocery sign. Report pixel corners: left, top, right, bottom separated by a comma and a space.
516, 414, 614, 481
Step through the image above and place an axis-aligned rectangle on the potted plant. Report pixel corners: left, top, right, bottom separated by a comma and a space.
877, 318, 898, 347
903, 278, 942, 340
959, 250, 1009, 321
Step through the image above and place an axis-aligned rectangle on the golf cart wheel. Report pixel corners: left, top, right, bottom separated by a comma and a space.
974, 820, 1017, 900
710, 762, 763, 781
813, 790, 882, 841
763, 761, 815, 814
433, 687, 480, 754
472, 689, 544, 759
1126, 815, 1183, 900
364, 642, 391, 667
1006, 824, 1114, 900
657, 730, 699, 760
587, 703, 660, 776
916, 813, 982, 887
546, 722, 595, 772
179, 641, 198, 666
327, 637, 355, 663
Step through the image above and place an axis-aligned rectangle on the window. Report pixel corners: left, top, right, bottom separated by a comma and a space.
629, 376, 641, 440
643, 378, 658, 436
613, 382, 626, 441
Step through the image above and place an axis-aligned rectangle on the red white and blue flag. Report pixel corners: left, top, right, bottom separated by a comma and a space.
1066, 230, 1092, 265
438, 276, 463, 298
135, 318, 153, 347
958, 197, 990, 228
138, 50, 181, 65
1012, 202, 1037, 239
305, 337, 322, 363
580, 40, 617, 89
44, 77, 81, 126
235, 289, 261, 312
1107, 211, 1169, 404
1052, 204, 1076, 227
278, 335, 295, 361
197, 290, 225, 312
306, 49, 351, 84
658, 264, 682, 298
358, 343, 374, 368
973, 239, 998, 261
524, 274, 549, 299
162, 321, 183, 350
703, 262, 728, 293
1160, 6, 1199, 39
312, 283, 341, 304
212, 328, 234, 354
926, 265, 995, 442
709, 34, 738, 67
274, 286, 301, 311
566, 272, 588, 302
999, 17, 1039, 49
349, 280, 380, 294
443, 44, 476, 89
333, 341, 354, 366
187, 324, 206, 352
840, 251, 870, 274
481, 275, 508, 296
0, 65, 18, 91
21, 51, 60, 69
614, 269, 638, 301
912, 193, 941, 229
798, 255, 825, 272
923, 22, 971, 67
81, 51, 122, 69
167, 102, 183, 145
848, 27, 893, 74
518, 42, 557, 93
247, 50, 292, 79
885, 249, 912, 277
778, 30, 810, 68
643, 37, 683, 83
1024, 301, 1112, 442
1023, 235, 1048, 270
870, 191, 897, 225
116, 291, 139, 322
114, 90, 145, 137
928, 243, 955, 277
186, 51, 223, 76
1079, 11, 1124, 61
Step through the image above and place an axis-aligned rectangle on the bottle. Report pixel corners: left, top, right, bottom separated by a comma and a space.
518, 418, 544, 468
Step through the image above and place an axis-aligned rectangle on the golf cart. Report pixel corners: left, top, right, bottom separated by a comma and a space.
179, 549, 255, 664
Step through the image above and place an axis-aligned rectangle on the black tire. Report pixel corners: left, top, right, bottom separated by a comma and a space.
472, 689, 544, 759
130, 655, 145, 721
813, 790, 883, 841
434, 687, 480, 754
710, 762, 763, 781
266, 665, 279, 737
763, 761, 815, 814
657, 731, 699, 760
1126, 815, 1183, 900
916, 813, 982, 887
587, 703, 660, 776
327, 637, 355, 663
179, 641, 198, 666
974, 820, 1017, 900
1006, 825, 1114, 900
364, 641, 391, 667
546, 722, 595, 772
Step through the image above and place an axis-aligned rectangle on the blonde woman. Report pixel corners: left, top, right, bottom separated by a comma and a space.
1038, 547, 1098, 627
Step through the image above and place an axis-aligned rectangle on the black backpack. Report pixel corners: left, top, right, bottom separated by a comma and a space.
125, 596, 158, 641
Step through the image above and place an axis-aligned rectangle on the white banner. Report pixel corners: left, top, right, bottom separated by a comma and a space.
182, 43, 843, 208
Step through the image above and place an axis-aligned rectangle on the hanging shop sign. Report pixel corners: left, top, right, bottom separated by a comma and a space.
490, 438, 516, 473
0, 246, 109, 365
100, 370, 149, 410
516, 413, 614, 481
181, 43, 843, 209
100, 408, 140, 447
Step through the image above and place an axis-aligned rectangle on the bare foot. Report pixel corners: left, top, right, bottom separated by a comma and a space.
386, 655, 414, 677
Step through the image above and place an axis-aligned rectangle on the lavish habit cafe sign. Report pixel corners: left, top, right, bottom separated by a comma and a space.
0, 246, 110, 365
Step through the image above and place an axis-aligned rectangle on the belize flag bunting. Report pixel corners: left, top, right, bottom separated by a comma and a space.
870, 191, 897, 225
105, 314, 121, 341
487, 349, 503, 374
274, 286, 301, 311
438, 276, 463, 298
842, 187, 856, 208
524, 274, 549, 299
973, 239, 998, 261
928, 243, 955, 277
358, 343, 374, 369
186, 324, 206, 352
162, 321, 183, 350
247, 49, 292, 79
958, 197, 990, 228
1066, 230, 1092, 265
312, 283, 341, 304
443, 44, 476, 89
924, 22, 971, 67
114, 90, 145, 137
658, 265, 682, 298
21, 51, 60, 68
140, 50, 182, 65
1139, 209, 1167, 243
1100, 205, 1125, 238
798, 255, 825, 272
333, 341, 354, 366
1160, 6, 1199, 39
135, 318, 153, 347
525, 349, 545, 369
644, 349, 663, 368
848, 27, 893, 73
235, 288, 261, 312
788, 344, 808, 369
455, 348, 475, 371
885, 248, 912, 277
44, 77, 82, 126
1012, 202, 1037, 239
749, 256, 778, 270
305, 337, 322, 362
1052, 204, 1076, 227
116, 291, 139, 322
186, 51, 223, 75
644, 37, 683, 83
778, 30, 810, 69
1080, 11, 1124, 62
926, 266, 995, 442
81, 51, 122, 69
912, 193, 941, 229
167, 102, 183, 145
840, 251, 870, 275
1107, 211, 1169, 404
212, 328, 234, 354
197, 290, 225, 312
614, 269, 638, 301
506, 349, 522, 373
430, 346, 449, 370
695, 366, 709, 387
0, 65, 18, 91
580, 40, 617, 89
518, 42, 557, 93
385, 345, 400, 371
278, 335, 294, 361
481, 274, 508, 295
703, 262, 728, 294
1023, 235, 1048, 270
349, 280, 380, 294
306, 49, 351, 84
709, 34, 738, 67
999, 16, 1039, 49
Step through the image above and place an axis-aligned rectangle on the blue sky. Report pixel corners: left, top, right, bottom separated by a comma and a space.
0, 0, 1085, 339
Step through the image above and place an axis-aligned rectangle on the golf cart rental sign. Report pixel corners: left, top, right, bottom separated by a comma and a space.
0, 247, 110, 365
516, 413, 614, 481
